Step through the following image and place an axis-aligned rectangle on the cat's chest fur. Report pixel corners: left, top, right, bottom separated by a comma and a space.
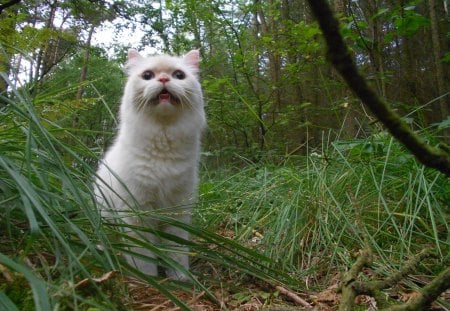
101, 120, 201, 209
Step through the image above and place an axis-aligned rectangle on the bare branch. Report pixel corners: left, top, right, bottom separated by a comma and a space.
386, 266, 450, 311
0, 0, 21, 14
306, 0, 450, 176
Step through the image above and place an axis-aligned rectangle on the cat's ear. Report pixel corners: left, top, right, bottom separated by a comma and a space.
183, 50, 200, 69
127, 49, 142, 61
125, 49, 142, 74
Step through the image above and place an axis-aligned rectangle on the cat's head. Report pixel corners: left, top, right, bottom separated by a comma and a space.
122, 49, 204, 121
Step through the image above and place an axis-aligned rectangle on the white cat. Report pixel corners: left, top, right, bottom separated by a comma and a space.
95, 49, 206, 280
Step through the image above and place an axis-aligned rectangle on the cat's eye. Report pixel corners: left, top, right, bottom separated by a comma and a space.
142, 70, 155, 80
172, 70, 186, 80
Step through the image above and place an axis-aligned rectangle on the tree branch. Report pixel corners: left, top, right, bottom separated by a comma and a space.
369, 248, 435, 293
338, 247, 442, 310
338, 247, 372, 311
0, 0, 21, 14
386, 266, 450, 311
306, 0, 450, 177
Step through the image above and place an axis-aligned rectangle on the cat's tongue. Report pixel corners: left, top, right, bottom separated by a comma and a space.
159, 93, 171, 101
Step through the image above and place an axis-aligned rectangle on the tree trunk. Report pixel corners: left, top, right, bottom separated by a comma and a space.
34, 0, 58, 83
258, 0, 282, 112
76, 24, 95, 100
253, 1, 266, 151
333, 0, 346, 13
0, 5, 17, 94
428, 0, 449, 119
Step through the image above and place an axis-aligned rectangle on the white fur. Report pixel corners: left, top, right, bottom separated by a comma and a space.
95, 50, 205, 280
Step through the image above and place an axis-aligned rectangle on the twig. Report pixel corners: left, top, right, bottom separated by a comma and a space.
338, 191, 374, 310
385, 266, 450, 311
74, 270, 119, 289
338, 248, 372, 311
275, 285, 313, 309
0, 263, 13, 283
370, 248, 435, 292
339, 247, 439, 310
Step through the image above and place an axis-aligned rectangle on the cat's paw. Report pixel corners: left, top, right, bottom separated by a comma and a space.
166, 269, 192, 282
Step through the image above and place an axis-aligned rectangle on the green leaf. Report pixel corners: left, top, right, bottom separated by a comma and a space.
441, 52, 450, 64
372, 8, 390, 19
434, 115, 450, 129
393, 12, 430, 36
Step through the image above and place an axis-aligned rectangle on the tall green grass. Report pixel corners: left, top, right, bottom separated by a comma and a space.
0, 75, 299, 310
198, 132, 449, 295
0, 74, 123, 309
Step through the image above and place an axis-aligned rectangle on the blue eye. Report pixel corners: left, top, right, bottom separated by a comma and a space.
142, 70, 154, 80
172, 70, 186, 80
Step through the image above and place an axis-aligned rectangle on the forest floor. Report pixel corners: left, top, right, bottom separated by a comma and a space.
2, 117, 449, 310
124, 284, 449, 311
65, 226, 450, 311
98, 258, 450, 311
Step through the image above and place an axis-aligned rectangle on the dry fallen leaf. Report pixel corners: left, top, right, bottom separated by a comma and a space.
75, 270, 119, 289
0, 263, 13, 283
355, 295, 377, 310
398, 290, 421, 303
314, 289, 340, 304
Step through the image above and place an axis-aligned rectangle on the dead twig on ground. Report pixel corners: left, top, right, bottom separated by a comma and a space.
386, 267, 450, 311
338, 247, 441, 310
275, 285, 313, 309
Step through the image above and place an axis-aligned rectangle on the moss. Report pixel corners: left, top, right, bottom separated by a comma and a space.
1, 274, 35, 311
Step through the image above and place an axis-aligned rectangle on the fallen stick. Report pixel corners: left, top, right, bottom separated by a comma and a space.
386, 266, 450, 311
275, 285, 313, 309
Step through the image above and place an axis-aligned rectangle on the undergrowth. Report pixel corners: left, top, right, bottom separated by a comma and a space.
0, 76, 448, 309
0, 76, 297, 310
198, 134, 449, 297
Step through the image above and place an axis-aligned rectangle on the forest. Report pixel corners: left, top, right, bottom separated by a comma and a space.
0, 0, 449, 310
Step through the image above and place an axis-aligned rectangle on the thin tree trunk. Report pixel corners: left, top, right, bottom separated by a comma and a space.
34, 0, 57, 83
258, 0, 282, 111
334, 0, 346, 13
253, 0, 266, 151
76, 24, 95, 100
370, 0, 386, 98
428, 0, 449, 119
0, 7, 17, 94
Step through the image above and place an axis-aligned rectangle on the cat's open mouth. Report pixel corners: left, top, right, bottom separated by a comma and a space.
155, 89, 180, 105
159, 89, 170, 100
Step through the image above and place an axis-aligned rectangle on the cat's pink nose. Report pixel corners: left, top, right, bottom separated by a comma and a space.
158, 75, 170, 83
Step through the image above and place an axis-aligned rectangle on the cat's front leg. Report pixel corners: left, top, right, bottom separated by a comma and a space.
124, 243, 158, 276
123, 217, 159, 276
162, 222, 191, 281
